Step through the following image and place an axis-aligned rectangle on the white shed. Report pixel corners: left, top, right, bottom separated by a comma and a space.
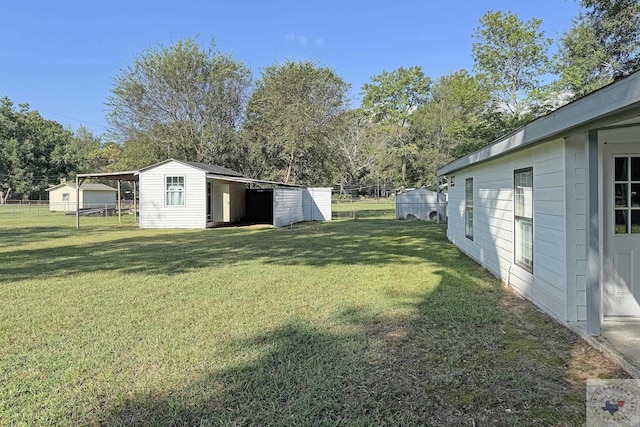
138, 159, 247, 229
46, 182, 117, 212
135, 159, 332, 229
395, 188, 446, 221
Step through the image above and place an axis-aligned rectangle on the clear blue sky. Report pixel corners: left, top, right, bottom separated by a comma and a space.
1, 0, 581, 138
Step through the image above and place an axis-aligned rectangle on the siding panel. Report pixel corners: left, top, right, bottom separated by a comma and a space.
445, 139, 569, 321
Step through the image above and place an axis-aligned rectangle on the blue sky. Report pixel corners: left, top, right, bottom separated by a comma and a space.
1, 0, 581, 138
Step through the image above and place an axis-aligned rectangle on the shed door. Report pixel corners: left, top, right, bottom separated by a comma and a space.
213, 184, 230, 223
603, 143, 640, 316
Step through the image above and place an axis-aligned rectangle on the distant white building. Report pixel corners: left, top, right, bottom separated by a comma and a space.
46, 182, 117, 212
395, 188, 446, 221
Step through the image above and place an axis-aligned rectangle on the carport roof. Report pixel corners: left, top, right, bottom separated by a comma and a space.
206, 174, 303, 187
76, 170, 139, 181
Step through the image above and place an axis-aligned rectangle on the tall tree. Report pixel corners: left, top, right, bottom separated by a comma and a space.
106, 38, 252, 168
0, 97, 74, 202
243, 61, 350, 184
410, 70, 490, 185
360, 66, 431, 187
472, 11, 552, 120
583, 0, 640, 78
555, 0, 640, 99
331, 109, 379, 190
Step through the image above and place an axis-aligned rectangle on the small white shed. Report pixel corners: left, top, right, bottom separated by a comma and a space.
136, 159, 332, 229
395, 188, 446, 221
46, 182, 117, 212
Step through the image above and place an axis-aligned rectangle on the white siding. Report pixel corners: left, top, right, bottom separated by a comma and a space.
48, 186, 77, 211
303, 187, 332, 221
274, 187, 304, 227
447, 139, 568, 321
139, 162, 207, 228
565, 134, 588, 321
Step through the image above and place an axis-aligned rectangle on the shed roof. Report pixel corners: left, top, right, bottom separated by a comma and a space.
45, 182, 117, 192
437, 70, 640, 176
138, 158, 244, 177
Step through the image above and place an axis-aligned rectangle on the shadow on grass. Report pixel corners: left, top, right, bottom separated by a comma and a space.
96, 268, 626, 426
3, 218, 629, 425
0, 219, 457, 284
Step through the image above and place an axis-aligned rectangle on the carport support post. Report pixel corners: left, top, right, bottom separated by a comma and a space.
117, 181, 122, 223
133, 181, 137, 223
75, 176, 86, 229
436, 175, 441, 225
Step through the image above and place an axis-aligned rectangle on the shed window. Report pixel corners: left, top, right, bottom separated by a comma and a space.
166, 176, 185, 206
62, 193, 70, 201
514, 168, 533, 272
465, 178, 473, 240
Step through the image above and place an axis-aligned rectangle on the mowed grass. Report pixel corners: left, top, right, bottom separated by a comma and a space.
0, 205, 628, 426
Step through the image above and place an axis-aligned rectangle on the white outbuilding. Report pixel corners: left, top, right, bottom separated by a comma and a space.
395, 188, 446, 221
437, 70, 640, 338
46, 182, 117, 212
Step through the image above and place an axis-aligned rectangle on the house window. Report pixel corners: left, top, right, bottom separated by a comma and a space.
465, 178, 473, 240
514, 168, 533, 272
62, 193, 70, 201
450, 176, 455, 187
614, 156, 640, 234
166, 176, 185, 206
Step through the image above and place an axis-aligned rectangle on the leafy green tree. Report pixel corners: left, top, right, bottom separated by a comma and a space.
243, 61, 350, 184
583, 0, 640, 77
361, 66, 431, 187
331, 109, 379, 190
555, 0, 639, 99
472, 11, 552, 120
0, 97, 74, 201
106, 38, 252, 168
409, 70, 490, 185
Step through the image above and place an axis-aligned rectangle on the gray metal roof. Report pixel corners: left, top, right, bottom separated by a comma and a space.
137, 158, 245, 177
437, 70, 640, 176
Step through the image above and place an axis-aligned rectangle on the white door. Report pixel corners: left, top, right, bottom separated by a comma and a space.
603, 143, 640, 316
213, 184, 230, 223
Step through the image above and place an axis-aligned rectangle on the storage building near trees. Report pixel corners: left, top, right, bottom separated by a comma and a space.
395, 188, 446, 221
46, 182, 117, 212
76, 159, 331, 229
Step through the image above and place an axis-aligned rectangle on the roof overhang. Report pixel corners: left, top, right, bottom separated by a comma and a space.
76, 170, 139, 181
437, 71, 640, 176
206, 174, 303, 187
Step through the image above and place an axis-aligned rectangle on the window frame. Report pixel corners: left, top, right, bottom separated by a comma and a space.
62, 193, 70, 202
465, 177, 473, 240
165, 175, 186, 207
514, 167, 533, 273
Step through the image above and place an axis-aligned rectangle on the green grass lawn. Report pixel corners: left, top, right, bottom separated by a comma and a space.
0, 205, 627, 426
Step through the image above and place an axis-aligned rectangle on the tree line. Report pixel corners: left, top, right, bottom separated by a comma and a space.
1, 0, 638, 202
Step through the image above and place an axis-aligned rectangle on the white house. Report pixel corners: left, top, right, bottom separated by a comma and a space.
133, 159, 331, 229
437, 70, 640, 336
46, 182, 117, 212
395, 188, 446, 221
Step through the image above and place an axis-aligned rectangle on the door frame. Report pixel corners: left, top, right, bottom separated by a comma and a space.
587, 124, 640, 335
